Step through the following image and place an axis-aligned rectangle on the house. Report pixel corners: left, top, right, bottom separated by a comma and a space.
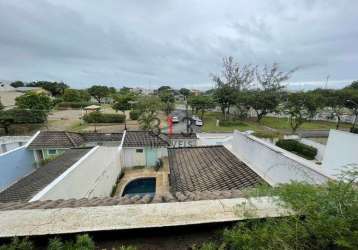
122, 131, 169, 167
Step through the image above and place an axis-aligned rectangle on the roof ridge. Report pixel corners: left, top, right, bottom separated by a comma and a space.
64, 131, 79, 147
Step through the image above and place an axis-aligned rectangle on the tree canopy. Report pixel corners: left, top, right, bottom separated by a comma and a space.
15, 92, 53, 112
62, 89, 91, 102
27, 81, 68, 96
10, 81, 25, 88
87, 85, 110, 103
188, 95, 215, 119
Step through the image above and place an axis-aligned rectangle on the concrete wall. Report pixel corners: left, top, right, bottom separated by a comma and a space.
230, 131, 331, 185
197, 133, 233, 146
0, 146, 36, 191
0, 136, 31, 154
123, 147, 168, 168
31, 146, 124, 201
322, 130, 358, 177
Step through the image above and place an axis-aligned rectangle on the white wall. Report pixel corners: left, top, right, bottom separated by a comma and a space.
123, 148, 145, 167
0, 136, 31, 154
0, 146, 36, 191
322, 130, 358, 177
31, 146, 123, 201
197, 133, 233, 146
229, 131, 331, 185
123, 147, 168, 168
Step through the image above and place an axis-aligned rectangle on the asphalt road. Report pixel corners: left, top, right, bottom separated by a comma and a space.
168, 110, 201, 133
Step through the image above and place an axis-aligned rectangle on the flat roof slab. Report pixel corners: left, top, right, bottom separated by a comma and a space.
0, 197, 290, 238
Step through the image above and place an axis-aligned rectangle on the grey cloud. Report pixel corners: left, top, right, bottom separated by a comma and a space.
0, 0, 357, 89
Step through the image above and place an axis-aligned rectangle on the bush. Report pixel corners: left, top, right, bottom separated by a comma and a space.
350, 127, 358, 134
83, 112, 125, 123
56, 101, 94, 109
0, 237, 33, 250
220, 120, 247, 127
197, 169, 358, 250
129, 110, 140, 120
276, 139, 317, 160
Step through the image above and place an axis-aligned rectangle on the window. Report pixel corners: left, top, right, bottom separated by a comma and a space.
136, 149, 143, 153
48, 149, 57, 155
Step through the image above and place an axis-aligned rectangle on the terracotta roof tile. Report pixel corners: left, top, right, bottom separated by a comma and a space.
168, 145, 265, 193
0, 148, 92, 203
124, 131, 169, 147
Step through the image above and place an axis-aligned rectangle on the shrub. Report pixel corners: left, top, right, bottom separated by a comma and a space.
350, 127, 358, 134
56, 101, 94, 109
0, 237, 33, 250
83, 112, 125, 123
276, 139, 317, 160
129, 110, 140, 120
197, 169, 358, 250
220, 120, 247, 127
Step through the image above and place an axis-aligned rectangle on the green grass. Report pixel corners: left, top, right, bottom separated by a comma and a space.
202, 112, 351, 134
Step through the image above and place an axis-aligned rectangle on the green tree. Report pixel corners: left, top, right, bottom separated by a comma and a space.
212, 57, 255, 120
248, 63, 295, 123
0, 111, 14, 134
285, 92, 308, 133
157, 85, 172, 93
179, 88, 191, 100
10, 81, 24, 88
188, 95, 215, 119
15, 92, 53, 112
27, 81, 68, 96
62, 89, 91, 102
159, 89, 175, 115
0, 98, 4, 110
87, 85, 110, 103
305, 90, 325, 121
136, 95, 162, 115
245, 89, 283, 123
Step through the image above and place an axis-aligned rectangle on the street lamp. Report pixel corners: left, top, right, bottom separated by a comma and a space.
346, 99, 358, 130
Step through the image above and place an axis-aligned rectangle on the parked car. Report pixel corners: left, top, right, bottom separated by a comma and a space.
172, 116, 179, 123
195, 118, 203, 126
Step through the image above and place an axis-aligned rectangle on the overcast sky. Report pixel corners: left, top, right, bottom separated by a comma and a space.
0, 0, 357, 90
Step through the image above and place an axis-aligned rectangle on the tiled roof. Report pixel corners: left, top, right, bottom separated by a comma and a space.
0, 148, 91, 203
27, 131, 123, 149
162, 133, 197, 139
124, 131, 169, 147
81, 132, 123, 142
168, 146, 265, 193
27, 131, 86, 149
0, 189, 245, 211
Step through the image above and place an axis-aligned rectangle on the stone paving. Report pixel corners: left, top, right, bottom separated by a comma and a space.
115, 157, 170, 196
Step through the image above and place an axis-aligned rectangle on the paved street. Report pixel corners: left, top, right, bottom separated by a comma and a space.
163, 109, 201, 133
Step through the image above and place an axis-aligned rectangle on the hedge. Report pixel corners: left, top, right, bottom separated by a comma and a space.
276, 139, 317, 160
350, 127, 358, 134
0, 109, 47, 123
83, 112, 125, 123
56, 102, 95, 109
129, 110, 140, 120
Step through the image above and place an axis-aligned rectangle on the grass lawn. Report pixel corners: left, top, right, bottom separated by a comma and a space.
202, 112, 351, 134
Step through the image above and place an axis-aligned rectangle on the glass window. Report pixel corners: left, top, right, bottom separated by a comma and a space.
136, 149, 143, 153
48, 149, 57, 155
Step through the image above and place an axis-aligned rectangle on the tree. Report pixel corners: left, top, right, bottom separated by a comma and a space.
0, 111, 14, 134
87, 85, 110, 103
345, 80, 358, 90
179, 88, 191, 100
188, 95, 215, 119
285, 92, 308, 133
15, 92, 53, 112
138, 111, 161, 134
62, 89, 91, 102
112, 93, 137, 129
212, 57, 255, 120
248, 63, 295, 123
305, 90, 325, 121
159, 89, 175, 115
245, 90, 283, 123
157, 86, 172, 93
0, 98, 4, 110
27, 81, 68, 96
10, 81, 24, 88
136, 95, 162, 115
